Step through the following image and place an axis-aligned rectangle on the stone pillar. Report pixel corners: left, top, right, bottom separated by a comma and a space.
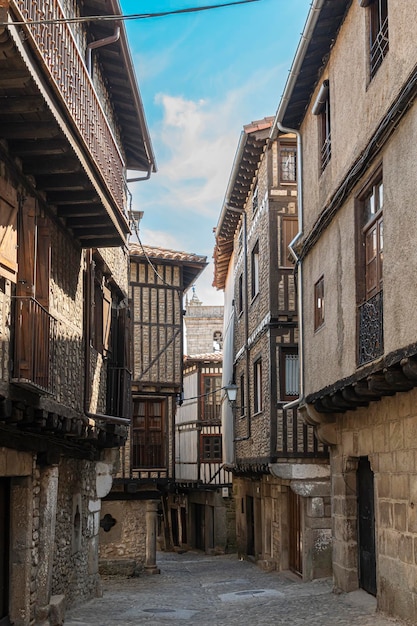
144, 500, 160, 574
9, 476, 32, 626
35, 465, 59, 625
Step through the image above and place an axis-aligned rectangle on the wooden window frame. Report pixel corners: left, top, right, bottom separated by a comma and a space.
251, 241, 259, 301
240, 373, 245, 417
253, 357, 263, 414
238, 273, 244, 315
91, 257, 112, 356
252, 184, 258, 214
200, 374, 222, 421
356, 170, 384, 304
200, 434, 222, 462
279, 144, 297, 184
314, 276, 325, 331
279, 347, 299, 401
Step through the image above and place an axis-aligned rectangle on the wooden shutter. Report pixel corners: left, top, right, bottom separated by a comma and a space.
35, 218, 51, 309
17, 196, 36, 297
0, 196, 18, 282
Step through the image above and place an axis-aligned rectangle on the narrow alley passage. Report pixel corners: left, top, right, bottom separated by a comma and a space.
66, 552, 408, 626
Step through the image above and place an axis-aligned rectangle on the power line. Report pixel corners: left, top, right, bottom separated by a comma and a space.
1, 1, 261, 27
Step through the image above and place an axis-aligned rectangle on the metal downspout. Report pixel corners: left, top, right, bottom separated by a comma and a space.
86, 25, 121, 75
269, 0, 325, 409
279, 125, 304, 411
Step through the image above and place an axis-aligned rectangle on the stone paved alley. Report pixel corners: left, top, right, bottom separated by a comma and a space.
66, 552, 411, 626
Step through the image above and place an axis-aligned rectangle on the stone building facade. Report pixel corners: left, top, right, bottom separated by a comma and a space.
184, 290, 224, 355
0, 1, 155, 624
272, 0, 417, 621
214, 119, 331, 580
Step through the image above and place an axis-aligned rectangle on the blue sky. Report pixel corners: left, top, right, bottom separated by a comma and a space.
120, 0, 310, 305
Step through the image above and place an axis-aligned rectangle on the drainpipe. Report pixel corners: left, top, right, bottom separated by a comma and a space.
127, 165, 152, 183
269, 0, 325, 410
86, 24, 121, 75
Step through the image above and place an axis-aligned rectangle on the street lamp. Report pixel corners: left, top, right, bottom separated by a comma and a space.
223, 382, 238, 405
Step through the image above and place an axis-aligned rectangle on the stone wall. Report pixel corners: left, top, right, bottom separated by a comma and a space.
332, 388, 417, 622
99, 500, 147, 574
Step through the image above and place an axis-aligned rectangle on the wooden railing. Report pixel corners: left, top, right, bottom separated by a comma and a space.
276, 406, 328, 458
13, 0, 125, 213
107, 365, 132, 419
13, 296, 56, 394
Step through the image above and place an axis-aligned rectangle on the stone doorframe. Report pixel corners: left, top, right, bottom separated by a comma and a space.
332, 455, 377, 594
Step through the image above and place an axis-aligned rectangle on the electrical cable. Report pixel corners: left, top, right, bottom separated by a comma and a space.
0, 0, 262, 27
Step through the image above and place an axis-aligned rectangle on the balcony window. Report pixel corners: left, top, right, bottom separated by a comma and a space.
280, 348, 299, 401
281, 217, 298, 267
313, 80, 331, 173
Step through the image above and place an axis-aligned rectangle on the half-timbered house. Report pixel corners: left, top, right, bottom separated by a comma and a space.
214, 118, 331, 579
99, 244, 207, 574
168, 295, 235, 555
0, 0, 155, 623
271, 0, 417, 620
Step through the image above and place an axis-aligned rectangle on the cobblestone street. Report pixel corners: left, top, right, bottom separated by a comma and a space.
66, 552, 410, 626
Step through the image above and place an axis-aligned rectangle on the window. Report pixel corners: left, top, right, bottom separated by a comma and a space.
251, 241, 259, 299
280, 145, 297, 183
357, 173, 384, 365
369, 0, 389, 78
363, 179, 384, 300
253, 358, 263, 413
91, 257, 112, 355
132, 399, 165, 468
201, 375, 222, 421
201, 435, 222, 462
281, 217, 298, 267
280, 348, 299, 401
238, 273, 243, 314
313, 80, 331, 172
213, 331, 222, 351
240, 373, 245, 417
252, 184, 258, 214
314, 276, 325, 330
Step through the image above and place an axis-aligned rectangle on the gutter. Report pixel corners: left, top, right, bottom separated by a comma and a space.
86, 25, 121, 75
270, 0, 325, 410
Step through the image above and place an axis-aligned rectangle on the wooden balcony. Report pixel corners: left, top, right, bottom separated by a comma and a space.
276, 406, 328, 459
12, 296, 56, 394
0, 1, 154, 247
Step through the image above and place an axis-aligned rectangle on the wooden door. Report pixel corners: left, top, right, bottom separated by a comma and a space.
246, 495, 255, 556
289, 489, 302, 576
0, 479, 10, 626
357, 457, 377, 596
194, 503, 205, 551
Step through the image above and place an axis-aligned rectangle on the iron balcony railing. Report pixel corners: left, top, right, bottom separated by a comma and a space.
276, 406, 329, 458
13, 296, 57, 394
13, 0, 125, 214
358, 290, 384, 366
